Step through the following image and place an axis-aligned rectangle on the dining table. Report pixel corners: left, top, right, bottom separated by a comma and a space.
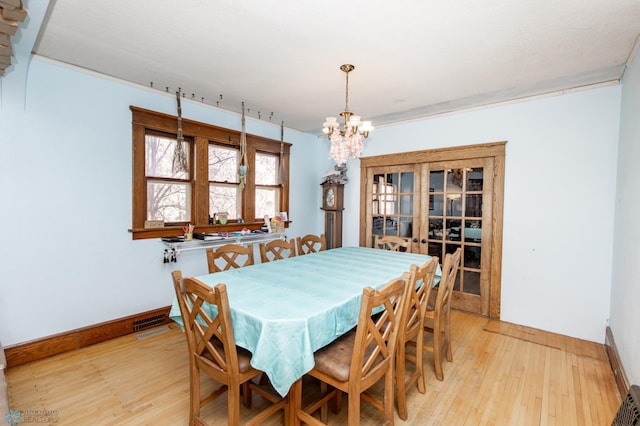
169, 245, 441, 423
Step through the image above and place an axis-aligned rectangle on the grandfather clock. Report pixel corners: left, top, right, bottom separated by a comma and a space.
321, 182, 344, 249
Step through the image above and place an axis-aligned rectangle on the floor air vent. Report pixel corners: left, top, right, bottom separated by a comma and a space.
612, 385, 640, 426
133, 314, 166, 332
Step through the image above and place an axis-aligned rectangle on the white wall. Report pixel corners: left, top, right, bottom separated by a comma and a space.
610, 43, 640, 386
339, 85, 621, 343
0, 57, 324, 346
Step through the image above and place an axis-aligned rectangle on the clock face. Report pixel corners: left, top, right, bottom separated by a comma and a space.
325, 188, 335, 207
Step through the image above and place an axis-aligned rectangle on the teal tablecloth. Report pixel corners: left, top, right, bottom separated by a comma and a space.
169, 246, 440, 396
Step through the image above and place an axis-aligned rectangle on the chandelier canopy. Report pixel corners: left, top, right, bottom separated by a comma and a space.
323, 64, 373, 166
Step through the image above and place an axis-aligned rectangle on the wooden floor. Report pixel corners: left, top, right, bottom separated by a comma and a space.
6, 310, 621, 425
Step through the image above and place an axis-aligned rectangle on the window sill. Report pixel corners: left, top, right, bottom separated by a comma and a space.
129, 221, 289, 240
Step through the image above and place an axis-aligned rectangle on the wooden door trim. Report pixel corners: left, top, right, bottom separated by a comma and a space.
359, 142, 506, 319
360, 141, 506, 168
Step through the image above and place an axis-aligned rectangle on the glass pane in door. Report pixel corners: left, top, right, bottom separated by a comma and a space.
430, 170, 444, 191
427, 163, 487, 314
371, 171, 414, 243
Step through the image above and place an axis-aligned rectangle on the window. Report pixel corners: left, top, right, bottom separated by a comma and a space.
255, 152, 280, 218
145, 133, 192, 224
209, 144, 241, 218
130, 107, 290, 239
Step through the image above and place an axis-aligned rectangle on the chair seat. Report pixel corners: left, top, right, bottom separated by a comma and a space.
205, 338, 254, 373
313, 329, 384, 383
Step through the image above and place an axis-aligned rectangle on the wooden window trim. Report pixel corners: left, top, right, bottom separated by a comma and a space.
129, 106, 291, 240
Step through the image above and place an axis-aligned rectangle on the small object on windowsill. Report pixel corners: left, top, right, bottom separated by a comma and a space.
145, 220, 165, 228
193, 233, 224, 241
217, 212, 229, 224
162, 236, 184, 243
271, 216, 285, 233
183, 224, 194, 240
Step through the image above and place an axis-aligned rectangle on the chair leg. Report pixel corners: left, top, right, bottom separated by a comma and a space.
416, 329, 426, 394
445, 310, 453, 362
228, 385, 241, 426
320, 382, 328, 423
396, 342, 408, 420
190, 367, 200, 425
331, 390, 342, 414
241, 381, 252, 408
433, 321, 444, 381
348, 387, 361, 426
384, 367, 395, 426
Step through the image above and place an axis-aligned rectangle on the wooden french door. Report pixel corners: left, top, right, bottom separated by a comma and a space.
421, 158, 494, 316
360, 142, 505, 318
364, 165, 420, 249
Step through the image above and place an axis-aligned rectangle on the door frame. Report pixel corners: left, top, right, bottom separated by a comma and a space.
359, 142, 506, 319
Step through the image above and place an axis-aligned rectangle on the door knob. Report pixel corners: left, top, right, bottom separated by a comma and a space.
421, 239, 427, 244
413, 238, 418, 243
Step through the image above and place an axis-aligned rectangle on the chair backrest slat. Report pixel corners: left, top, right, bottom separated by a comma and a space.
259, 239, 297, 262
351, 277, 407, 381
374, 235, 411, 253
434, 248, 462, 316
296, 234, 327, 255
172, 271, 239, 376
206, 243, 255, 273
402, 257, 439, 338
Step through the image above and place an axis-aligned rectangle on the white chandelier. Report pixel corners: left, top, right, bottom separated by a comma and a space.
323, 64, 373, 166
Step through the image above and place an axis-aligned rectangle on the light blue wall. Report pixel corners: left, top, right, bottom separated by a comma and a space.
611, 44, 640, 387
0, 57, 324, 346
0, 56, 623, 347
340, 85, 621, 343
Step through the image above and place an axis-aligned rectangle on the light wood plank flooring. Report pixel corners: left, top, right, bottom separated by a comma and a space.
6, 311, 621, 425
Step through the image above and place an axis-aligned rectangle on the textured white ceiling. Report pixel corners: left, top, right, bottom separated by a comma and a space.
33, 0, 640, 133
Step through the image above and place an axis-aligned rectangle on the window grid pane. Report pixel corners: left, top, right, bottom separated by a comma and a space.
256, 153, 278, 185
145, 135, 189, 180
209, 145, 239, 182
210, 183, 242, 218
255, 186, 280, 219
146, 180, 191, 222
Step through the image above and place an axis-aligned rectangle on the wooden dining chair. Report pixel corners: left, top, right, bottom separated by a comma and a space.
395, 257, 439, 420
373, 234, 411, 252
295, 276, 408, 426
296, 234, 327, 255
258, 239, 296, 263
206, 243, 255, 273
423, 248, 462, 381
171, 271, 288, 426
